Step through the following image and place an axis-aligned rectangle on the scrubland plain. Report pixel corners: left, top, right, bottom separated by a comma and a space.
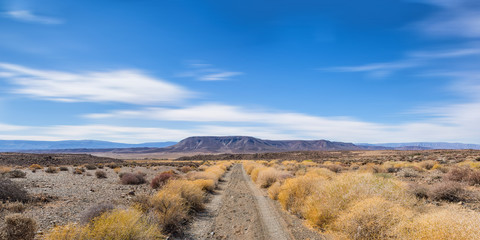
1, 150, 480, 239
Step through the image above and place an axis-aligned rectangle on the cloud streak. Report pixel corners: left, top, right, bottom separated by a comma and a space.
416, 0, 480, 38
324, 46, 480, 76
179, 62, 243, 81
4, 10, 63, 25
0, 63, 193, 105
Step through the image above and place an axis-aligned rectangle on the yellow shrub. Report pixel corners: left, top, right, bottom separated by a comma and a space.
332, 197, 412, 240
278, 175, 320, 217
458, 160, 480, 169
243, 161, 263, 175
87, 209, 162, 239
417, 160, 436, 170
301, 160, 317, 166
304, 173, 414, 229
268, 182, 282, 200
44, 209, 163, 240
305, 168, 335, 179
43, 223, 87, 240
113, 167, 121, 174
431, 163, 445, 171
151, 190, 188, 232
192, 179, 215, 192
29, 164, 42, 170
256, 167, 285, 188
251, 167, 267, 182
162, 179, 205, 212
398, 206, 480, 240
188, 162, 230, 184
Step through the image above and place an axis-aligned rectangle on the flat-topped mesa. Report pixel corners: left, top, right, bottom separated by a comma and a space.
163, 136, 364, 153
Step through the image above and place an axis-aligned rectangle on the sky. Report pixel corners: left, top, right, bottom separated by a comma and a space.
0, 0, 479, 144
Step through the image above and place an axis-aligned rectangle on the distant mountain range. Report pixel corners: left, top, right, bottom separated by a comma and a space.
361, 142, 480, 150
0, 140, 177, 151
1, 137, 480, 154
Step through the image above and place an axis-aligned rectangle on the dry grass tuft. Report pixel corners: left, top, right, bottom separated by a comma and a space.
44, 208, 163, 240
256, 167, 292, 188
303, 173, 414, 229
332, 197, 412, 240
1, 214, 37, 240
151, 190, 188, 233
397, 206, 480, 240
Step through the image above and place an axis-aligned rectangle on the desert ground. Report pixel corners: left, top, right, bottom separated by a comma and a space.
1, 150, 480, 239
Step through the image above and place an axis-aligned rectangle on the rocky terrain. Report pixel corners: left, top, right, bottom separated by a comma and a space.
0, 153, 121, 166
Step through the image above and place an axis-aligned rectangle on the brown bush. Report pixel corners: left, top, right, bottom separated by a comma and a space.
151, 171, 176, 189
59, 166, 69, 171
106, 162, 119, 169
397, 168, 419, 178
1, 214, 37, 240
85, 164, 97, 170
428, 181, 466, 202
45, 166, 58, 173
444, 166, 470, 182
120, 173, 146, 185
4, 202, 25, 213
80, 203, 115, 224
325, 164, 343, 173
0, 178, 29, 202
6, 170, 26, 178
95, 170, 107, 179
444, 166, 480, 185
409, 183, 429, 199
419, 160, 436, 170
467, 170, 480, 185
73, 168, 84, 174
179, 166, 193, 173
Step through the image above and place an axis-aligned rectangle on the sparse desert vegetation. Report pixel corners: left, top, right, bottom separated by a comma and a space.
0, 156, 233, 239
2, 151, 480, 239
243, 152, 480, 240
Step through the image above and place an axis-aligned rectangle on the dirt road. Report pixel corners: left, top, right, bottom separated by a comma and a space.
183, 164, 324, 240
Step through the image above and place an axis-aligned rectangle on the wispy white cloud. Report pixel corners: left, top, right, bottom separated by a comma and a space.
84, 92, 480, 143
179, 62, 243, 81
4, 10, 63, 25
0, 63, 193, 105
0, 123, 28, 131
199, 71, 243, 81
416, 0, 480, 38
324, 46, 480, 76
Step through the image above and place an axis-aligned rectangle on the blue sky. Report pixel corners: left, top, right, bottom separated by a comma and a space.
0, 0, 479, 143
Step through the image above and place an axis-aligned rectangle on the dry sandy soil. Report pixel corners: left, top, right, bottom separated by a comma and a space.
1, 165, 176, 237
